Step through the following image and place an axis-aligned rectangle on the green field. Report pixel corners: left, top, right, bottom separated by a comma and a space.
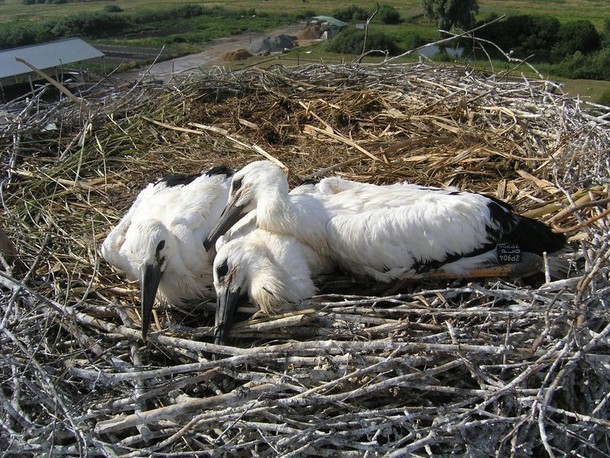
1, 0, 607, 30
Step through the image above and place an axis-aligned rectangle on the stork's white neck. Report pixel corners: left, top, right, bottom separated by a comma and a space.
256, 189, 330, 254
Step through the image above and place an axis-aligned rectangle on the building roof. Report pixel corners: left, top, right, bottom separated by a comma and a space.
311, 16, 348, 28
0, 38, 104, 80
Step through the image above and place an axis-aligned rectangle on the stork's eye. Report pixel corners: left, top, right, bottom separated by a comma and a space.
156, 240, 166, 253
232, 177, 243, 192
216, 259, 229, 278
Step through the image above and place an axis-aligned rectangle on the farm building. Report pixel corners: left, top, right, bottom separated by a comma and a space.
308, 15, 348, 40
0, 37, 104, 98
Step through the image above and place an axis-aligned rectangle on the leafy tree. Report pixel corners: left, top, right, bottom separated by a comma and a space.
422, 0, 479, 32
332, 5, 369, 22
103, 5, 123, 13
378, 5, 401, 25
556, 47, 610, 80
0, 24, 38, 49
324, 27, 401, 55
475, 14, 560, 60
553, 20, 600, 57
52, 12, 130, 38
517, 15, 559, 57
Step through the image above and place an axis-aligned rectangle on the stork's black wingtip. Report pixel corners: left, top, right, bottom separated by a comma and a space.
203, 238, 213, 252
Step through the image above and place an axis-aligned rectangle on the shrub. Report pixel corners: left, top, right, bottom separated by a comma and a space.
0, 24, 38, 49
555, 48, 610, 80
476, 14, 560, 60
603, 19, 610, 48
553, 20, 601, 57
332, 5, 369, 22
324, 27, 401, 56
399, 30, 427, 49
172, 5, 205, 18
590, 47, 610, 80
378, 5, 401, 25
52, 12, 131, 38
132, 5, 211, 24
103, 5, 123, 13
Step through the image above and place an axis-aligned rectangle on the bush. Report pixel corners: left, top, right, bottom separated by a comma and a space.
603, 19, 610, 48
172, 4, 205, 18
103, 5, 123, 13
52, 12, 131, 38
378, 5, 401, 25
589, 47, 610, 80
332, 5, 369, 22
0, 24, 38, 49
399, 30, 427, 49
553, 20, 601, 57
324, 27, 401, 56
476, 14, 561, 60
555, 48, 610, 80
132, 5, 214, 24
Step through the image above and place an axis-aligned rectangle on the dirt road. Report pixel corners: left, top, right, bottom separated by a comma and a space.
119, 24, 303, 82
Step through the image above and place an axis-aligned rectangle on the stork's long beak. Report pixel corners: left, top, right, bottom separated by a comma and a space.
141, 262, 163, 341
214, 287, 242, 345
204, 203, 246, 251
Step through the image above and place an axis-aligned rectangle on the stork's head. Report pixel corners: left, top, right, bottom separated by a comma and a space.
204, 161, 288, 251
126, 220, 172, 340
212, 233, 301, 345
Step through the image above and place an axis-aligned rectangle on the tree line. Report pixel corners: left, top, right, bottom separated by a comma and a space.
0, 5, 249, 50
326, 3, 610, 81
422, 0, 609, 80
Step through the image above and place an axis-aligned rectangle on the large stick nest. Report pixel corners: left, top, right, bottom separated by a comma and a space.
1, 63, 609, 456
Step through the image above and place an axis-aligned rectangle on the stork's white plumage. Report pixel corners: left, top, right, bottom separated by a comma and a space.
212, 226, 335, 344
210, 181, 346, 344
102, 166, 234, 339
204, 160, 566, 282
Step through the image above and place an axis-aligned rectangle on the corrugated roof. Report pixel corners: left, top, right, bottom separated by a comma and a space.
0, 38, 104, 79
311, 16, 348, 28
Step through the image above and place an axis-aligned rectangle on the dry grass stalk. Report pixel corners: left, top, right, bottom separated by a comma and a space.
0, 63, 609, 455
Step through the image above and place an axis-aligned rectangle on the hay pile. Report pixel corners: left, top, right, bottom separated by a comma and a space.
220, 49, 254, 62
1, 63, 609, 456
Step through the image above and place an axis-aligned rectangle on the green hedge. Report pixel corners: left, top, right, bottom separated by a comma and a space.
324, 27, 401, 56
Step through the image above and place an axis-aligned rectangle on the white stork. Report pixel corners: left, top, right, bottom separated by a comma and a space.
210, 180, 349, 344
212, 226, 335, 344
204, 160, 566, 283
102, 165, 234, 340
